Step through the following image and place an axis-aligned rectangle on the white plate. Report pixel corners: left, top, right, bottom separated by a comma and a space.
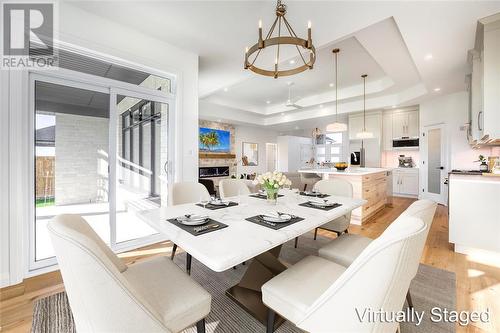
261, 214, 292, 223
177, 215, 209, 226
209, 200, 227, 206
309, 201, 335, 207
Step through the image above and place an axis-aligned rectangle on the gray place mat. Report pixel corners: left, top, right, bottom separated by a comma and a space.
245, 214, 304, 230
250, 193, 284, 200
167, 217, 228, 236
196, 202, 238, 210
299, 201, 342, 211
299, 191, 329, 198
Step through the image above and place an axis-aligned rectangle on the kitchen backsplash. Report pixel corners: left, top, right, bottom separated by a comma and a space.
381, 150, 420, 168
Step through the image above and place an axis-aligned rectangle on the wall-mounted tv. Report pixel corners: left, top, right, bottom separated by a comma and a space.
199, 127, 231, 153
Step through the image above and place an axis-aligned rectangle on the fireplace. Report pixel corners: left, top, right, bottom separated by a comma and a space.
199, 166, 230, 178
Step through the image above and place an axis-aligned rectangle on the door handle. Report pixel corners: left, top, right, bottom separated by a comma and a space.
164, 161, 168, 174
436, 166, 444, 170
478, 111, 483, 131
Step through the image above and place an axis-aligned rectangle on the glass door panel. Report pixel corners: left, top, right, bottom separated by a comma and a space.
34, 80, 111, 262
115, 94, 168, 244
427, 128, 441, 195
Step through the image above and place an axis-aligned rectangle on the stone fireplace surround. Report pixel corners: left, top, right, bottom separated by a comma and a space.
198, 120, 236, 185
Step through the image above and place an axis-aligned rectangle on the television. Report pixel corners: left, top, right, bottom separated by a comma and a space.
199, 127, 231, 153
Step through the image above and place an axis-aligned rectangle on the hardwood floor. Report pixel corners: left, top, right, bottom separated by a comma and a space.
1, 197, 499, 332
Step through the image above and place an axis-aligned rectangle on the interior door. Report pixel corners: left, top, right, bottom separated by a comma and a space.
110, 88, 173, 249
422, 124, 447, 204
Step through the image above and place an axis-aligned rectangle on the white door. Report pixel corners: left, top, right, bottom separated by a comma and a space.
421, 124, 448, 204
266, 143, 277, 172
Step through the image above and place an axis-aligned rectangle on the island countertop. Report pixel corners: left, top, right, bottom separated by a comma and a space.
298, 167, 389, 176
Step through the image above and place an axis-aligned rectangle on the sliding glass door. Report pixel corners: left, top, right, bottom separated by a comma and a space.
111, 91, 171, 247
30, 72, 174, 270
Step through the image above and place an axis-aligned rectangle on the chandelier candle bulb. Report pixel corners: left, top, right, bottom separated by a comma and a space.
258, 20, 264, 48
307, 21, 312, 48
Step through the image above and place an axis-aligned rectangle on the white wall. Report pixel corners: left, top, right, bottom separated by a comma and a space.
234, 125, 279, 175
1, 70, 10, 286
420, 91, 493, 171
2, 3, 199, 286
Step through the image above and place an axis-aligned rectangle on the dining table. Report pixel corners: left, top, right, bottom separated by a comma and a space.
137, 189, 366, 329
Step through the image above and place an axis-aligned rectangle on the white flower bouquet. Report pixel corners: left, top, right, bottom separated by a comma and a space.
254, 171, 292, 204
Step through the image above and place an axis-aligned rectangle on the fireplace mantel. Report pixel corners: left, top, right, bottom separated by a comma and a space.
199, 153, 236, 159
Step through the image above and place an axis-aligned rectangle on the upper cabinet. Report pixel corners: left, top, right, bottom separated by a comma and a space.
392, 110, 419, 138
381, 109, 419, 151
468, 13, 500, 144
348, 112, 382, 140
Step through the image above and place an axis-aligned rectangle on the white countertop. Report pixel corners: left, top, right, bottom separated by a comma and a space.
298, 167, 389, 176
137, 190, 365, 272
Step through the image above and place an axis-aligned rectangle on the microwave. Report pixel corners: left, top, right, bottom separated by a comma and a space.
392, 137, 419, 149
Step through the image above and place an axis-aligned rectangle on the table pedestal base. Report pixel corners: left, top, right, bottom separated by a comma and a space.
225, 245, 287, 330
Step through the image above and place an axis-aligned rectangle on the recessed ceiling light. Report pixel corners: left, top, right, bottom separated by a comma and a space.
289, 59, 296, 64
319, 104, 323, 108
294, 126, 300, 130
281, 112, 285, 116
223, 87, 228, 92
329, 83, 334, 87
392, 105, 396, 108
266, 100, 271, 104
434, 87, 441, 92
424, 53, 433, 60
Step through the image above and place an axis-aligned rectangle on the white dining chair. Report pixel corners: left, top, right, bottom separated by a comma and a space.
170, 182, 211, 273
219, 179, 250, 199
262, 213, 428, 333
317, 199, 437, 309
48, 214, 211, 333
299, 172, 321, 191
294, 178, 353, 248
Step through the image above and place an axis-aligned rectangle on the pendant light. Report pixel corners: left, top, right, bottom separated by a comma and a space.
326, 48, 347, 132
356, 74, 374, 139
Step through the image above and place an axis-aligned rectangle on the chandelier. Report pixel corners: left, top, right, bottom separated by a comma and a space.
244, 0, 316, 79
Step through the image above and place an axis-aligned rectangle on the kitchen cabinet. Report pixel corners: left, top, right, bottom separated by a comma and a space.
382, 112, 393, 151
468, 13, 500, 143
382, 109, 419, 151
393, 168, 419, 197
392, 110, 419, 138
348, 112, 382, 140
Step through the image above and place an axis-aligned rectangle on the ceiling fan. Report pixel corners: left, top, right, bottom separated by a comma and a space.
285, 82, 303, 109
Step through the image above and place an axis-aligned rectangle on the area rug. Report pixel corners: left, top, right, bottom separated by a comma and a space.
31, 232, 455, 333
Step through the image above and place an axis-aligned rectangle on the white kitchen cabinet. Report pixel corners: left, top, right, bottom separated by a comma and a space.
348, 112, 382, 140
407, 111, 419, 137
392, 110, 419, 138
393, 168, 419, 197
382, 112, 393, 151
468, 14, 500, 142
449, 174, 500, 254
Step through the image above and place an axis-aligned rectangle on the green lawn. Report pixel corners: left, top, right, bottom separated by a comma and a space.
36, 198, 55, 207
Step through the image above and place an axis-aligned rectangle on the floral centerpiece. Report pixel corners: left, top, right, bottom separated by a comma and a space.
255, 171, 292, 204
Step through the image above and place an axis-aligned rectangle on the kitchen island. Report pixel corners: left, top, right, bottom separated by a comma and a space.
298, 167, 389, 224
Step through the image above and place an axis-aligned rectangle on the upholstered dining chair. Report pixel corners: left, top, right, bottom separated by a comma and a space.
299, 172, 321, 191
294, 178, 353, 249
262, 214, 428, 333
219, 179, 250, 199
170, 182, 211, 273
317, 199, 437, 309
48, 214, 211, 333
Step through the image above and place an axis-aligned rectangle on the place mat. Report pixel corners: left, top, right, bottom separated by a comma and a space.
299, 201, 342, 211
245, 214, 304, 230
249, 193, 284, 200
196, 202, 238, 210
300, 191, 330, 198
167, 217, 228, 236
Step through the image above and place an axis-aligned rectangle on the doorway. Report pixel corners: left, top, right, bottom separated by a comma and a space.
421, 124, 448, 205
29, 70, 175, 270
266, 143, 278, 172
